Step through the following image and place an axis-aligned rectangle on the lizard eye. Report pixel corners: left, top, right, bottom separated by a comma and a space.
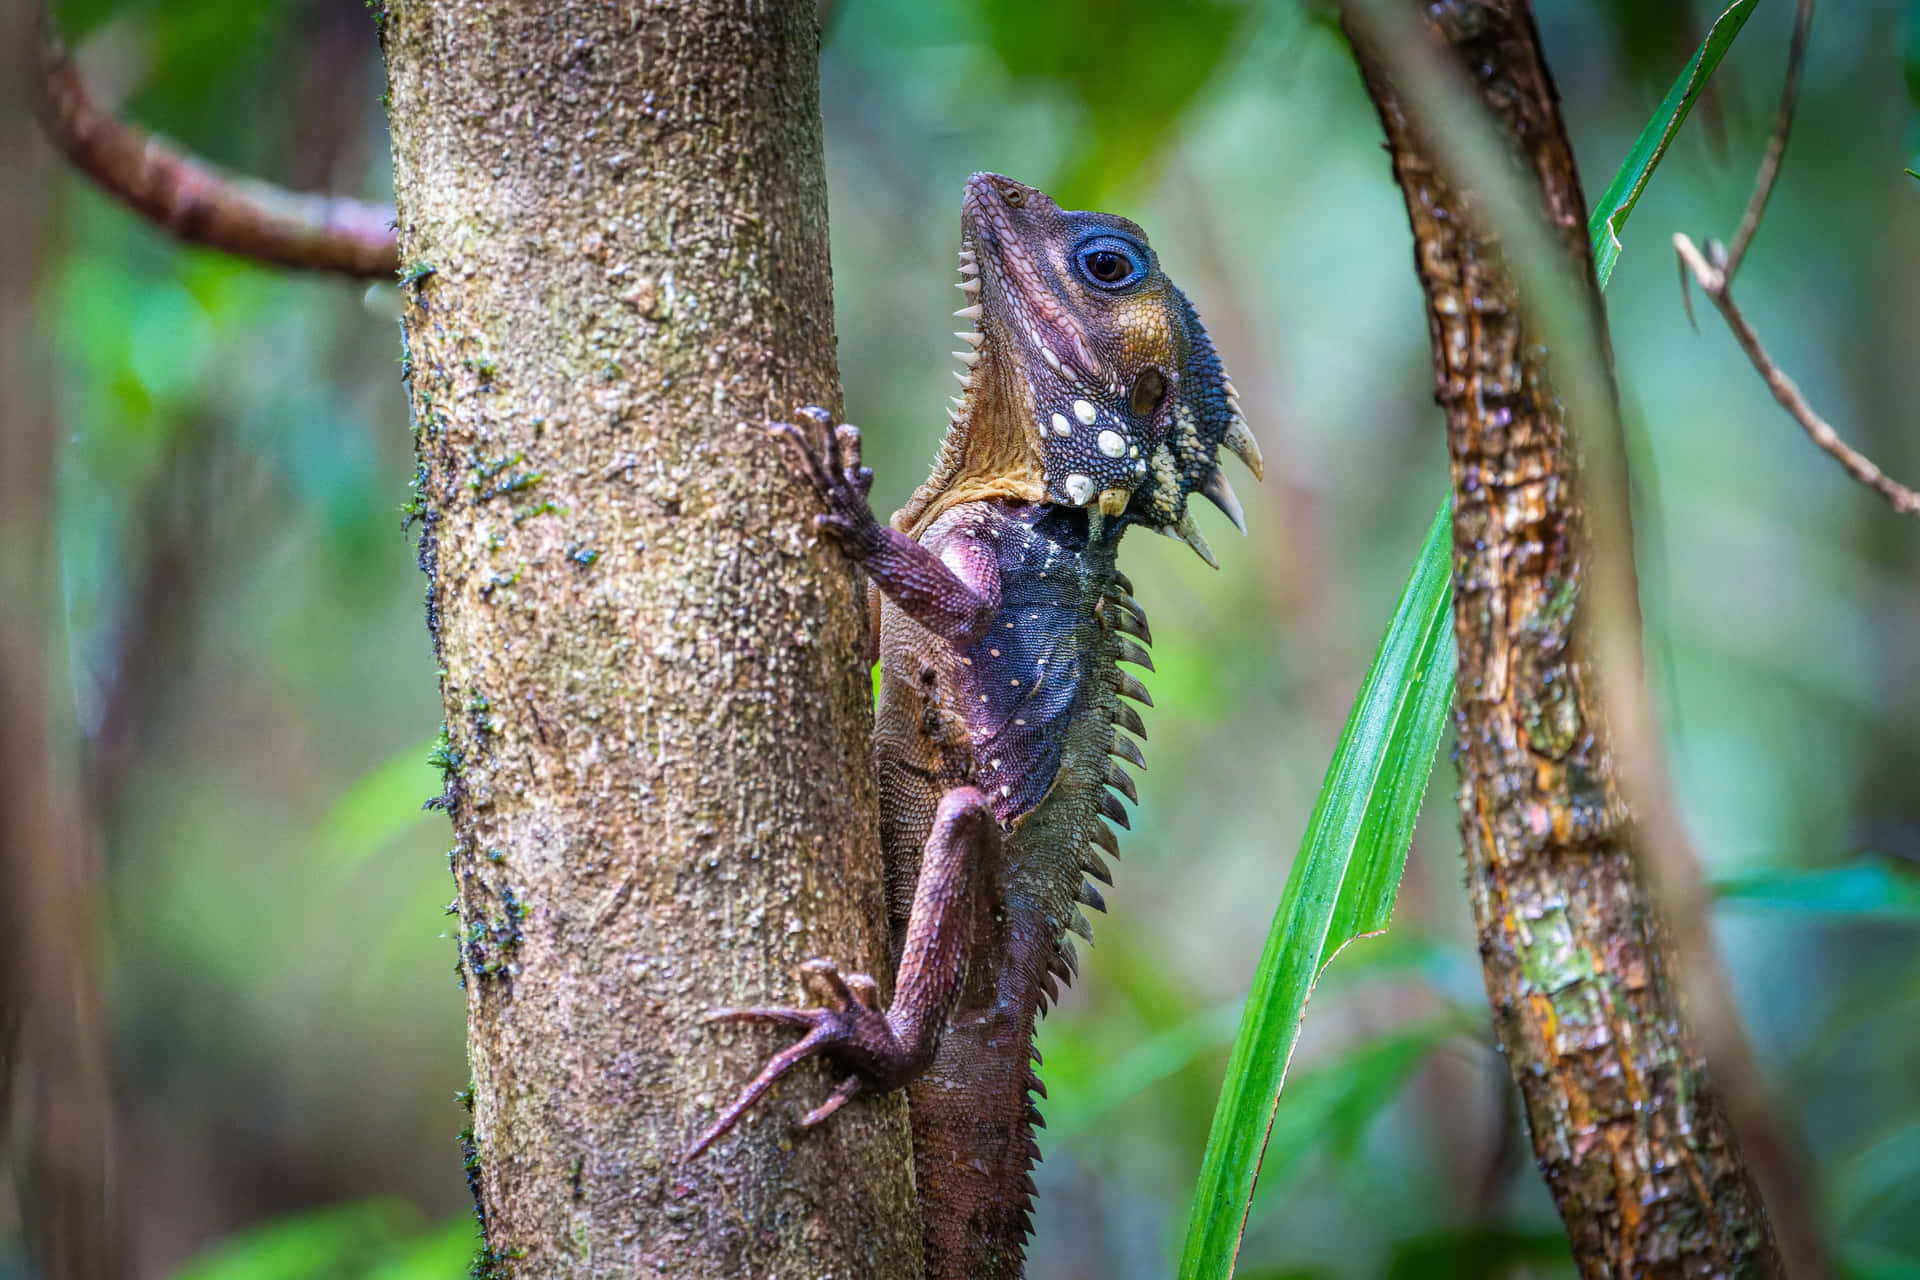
1074, 235, 1146, 290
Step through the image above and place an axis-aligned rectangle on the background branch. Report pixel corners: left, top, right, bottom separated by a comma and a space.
1673, 0, 1918, 520
1722, 0, 1813, 283
1676, 235, 1920, 517
31, 9, 397, 279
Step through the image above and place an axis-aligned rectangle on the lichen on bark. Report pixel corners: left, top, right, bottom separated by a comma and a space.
379, 2, 923, 1274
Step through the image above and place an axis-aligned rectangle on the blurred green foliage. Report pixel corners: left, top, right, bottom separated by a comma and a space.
10, 1, 1920, 1277
169, 1202, 472, 1280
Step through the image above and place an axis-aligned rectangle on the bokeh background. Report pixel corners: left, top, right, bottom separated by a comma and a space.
6, 1, 1920, 1276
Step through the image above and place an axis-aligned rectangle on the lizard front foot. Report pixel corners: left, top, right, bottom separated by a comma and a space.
768, 406, 884, 549
684, 957, 905, 1160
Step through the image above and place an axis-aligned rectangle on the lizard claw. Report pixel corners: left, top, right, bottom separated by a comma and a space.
682, 958, 889, 1162
768, 408, 883, 546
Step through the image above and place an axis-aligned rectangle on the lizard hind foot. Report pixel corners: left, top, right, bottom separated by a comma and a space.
680, 959, 885, 1163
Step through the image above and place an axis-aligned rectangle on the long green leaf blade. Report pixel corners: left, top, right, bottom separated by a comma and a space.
1589, 0, 1758, 288
1176, 500, 1455, 1280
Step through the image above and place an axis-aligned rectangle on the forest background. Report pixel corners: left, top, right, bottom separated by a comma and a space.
5, 1, 1920, 1277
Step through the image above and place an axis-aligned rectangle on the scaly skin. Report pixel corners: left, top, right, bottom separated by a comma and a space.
687, 174, 1263, 1278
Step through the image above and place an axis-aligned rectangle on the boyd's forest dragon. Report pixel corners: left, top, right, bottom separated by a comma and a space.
686, 172, 1263, 1279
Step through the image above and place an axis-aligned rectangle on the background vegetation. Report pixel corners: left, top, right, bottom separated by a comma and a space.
8, 1, 1920, 1276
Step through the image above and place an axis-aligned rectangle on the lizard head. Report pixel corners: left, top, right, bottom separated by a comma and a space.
899, 172, 1262, 563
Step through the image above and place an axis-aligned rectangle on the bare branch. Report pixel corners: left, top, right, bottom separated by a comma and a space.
31, 10, 398, 279
1722, 0, 1814, 283
1670, 0, 1918, 520
1675, 233, 1920, 516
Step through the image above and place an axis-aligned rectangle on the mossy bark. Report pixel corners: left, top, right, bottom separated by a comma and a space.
378, 2, 923, 1275
1348, 3, 1784, 1277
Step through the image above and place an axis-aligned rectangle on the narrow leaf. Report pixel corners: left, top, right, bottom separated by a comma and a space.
308, 735, 443, 869
1712, 858, 1920, 922
1177, 501, 1455, 1280
1244, 1017, 1467, 1208
1589, 0, 1758, 289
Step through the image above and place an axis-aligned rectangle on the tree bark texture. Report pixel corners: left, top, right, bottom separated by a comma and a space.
1347, 4, 1784, 1277
378, 2, 923, 1276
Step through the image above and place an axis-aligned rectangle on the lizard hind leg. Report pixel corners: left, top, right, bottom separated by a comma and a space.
682, 787, 999, 1163
682, 958, 881, 1162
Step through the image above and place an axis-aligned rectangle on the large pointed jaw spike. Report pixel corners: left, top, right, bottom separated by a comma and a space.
1198, 469, 1246, 535
1156, 510, 1218, 569
1223, 416, 1264, 482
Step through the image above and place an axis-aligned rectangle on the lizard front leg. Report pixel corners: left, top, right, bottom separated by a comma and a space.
684, 786, 1002, 1159
771, 407, 1001, 646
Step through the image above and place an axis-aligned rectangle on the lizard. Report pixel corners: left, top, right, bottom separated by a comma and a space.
685, 171, 1263, 1279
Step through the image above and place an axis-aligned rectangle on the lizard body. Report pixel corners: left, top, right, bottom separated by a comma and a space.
688, 173, 1262, 1278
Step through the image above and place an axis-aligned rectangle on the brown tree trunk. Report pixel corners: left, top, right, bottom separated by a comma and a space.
1346, 3, 1785, 1276
1, 2, 117, 1270
377, 2, 923, 1275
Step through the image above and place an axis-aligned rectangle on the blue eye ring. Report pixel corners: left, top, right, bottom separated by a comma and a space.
1074, 235, 1147, 290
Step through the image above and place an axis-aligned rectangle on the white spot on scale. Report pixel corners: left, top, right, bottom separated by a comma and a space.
1097, 430, 1125, 458
1051, 413, 1072, 437
1073, 399, 1098, 425
1063, 473, 1095, 506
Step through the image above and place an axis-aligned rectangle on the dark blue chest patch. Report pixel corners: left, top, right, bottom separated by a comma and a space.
946, 505, 1115, 824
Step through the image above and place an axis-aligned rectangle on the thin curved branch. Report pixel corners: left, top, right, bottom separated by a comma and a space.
1722, 0, 1813, 284
1674, 0, 1918, 520
1676, 234, 1920, 517
31, 10, 398, 279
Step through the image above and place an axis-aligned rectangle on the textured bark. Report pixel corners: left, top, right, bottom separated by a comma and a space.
378, 2, 922, 1276
1347, 4, 1784, 1277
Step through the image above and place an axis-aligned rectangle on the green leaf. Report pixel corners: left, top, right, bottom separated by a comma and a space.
169, 1201, 474, 1280
363, 1218, 482, 1280
1177, 500, 1455, 1280
1589, 0, 1758, 289
1048, 1003, 1242, 1138
1383, 1228, 1576, 1280
1842, 1244, 1920, 1280
308, 735, 443, 869
169, 1201, 419, 1280
1047, 934, 1458, 1138
1713, 858, 1920, 921
1244, 1016, 1467, 1209
975, 0, 1253, 204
